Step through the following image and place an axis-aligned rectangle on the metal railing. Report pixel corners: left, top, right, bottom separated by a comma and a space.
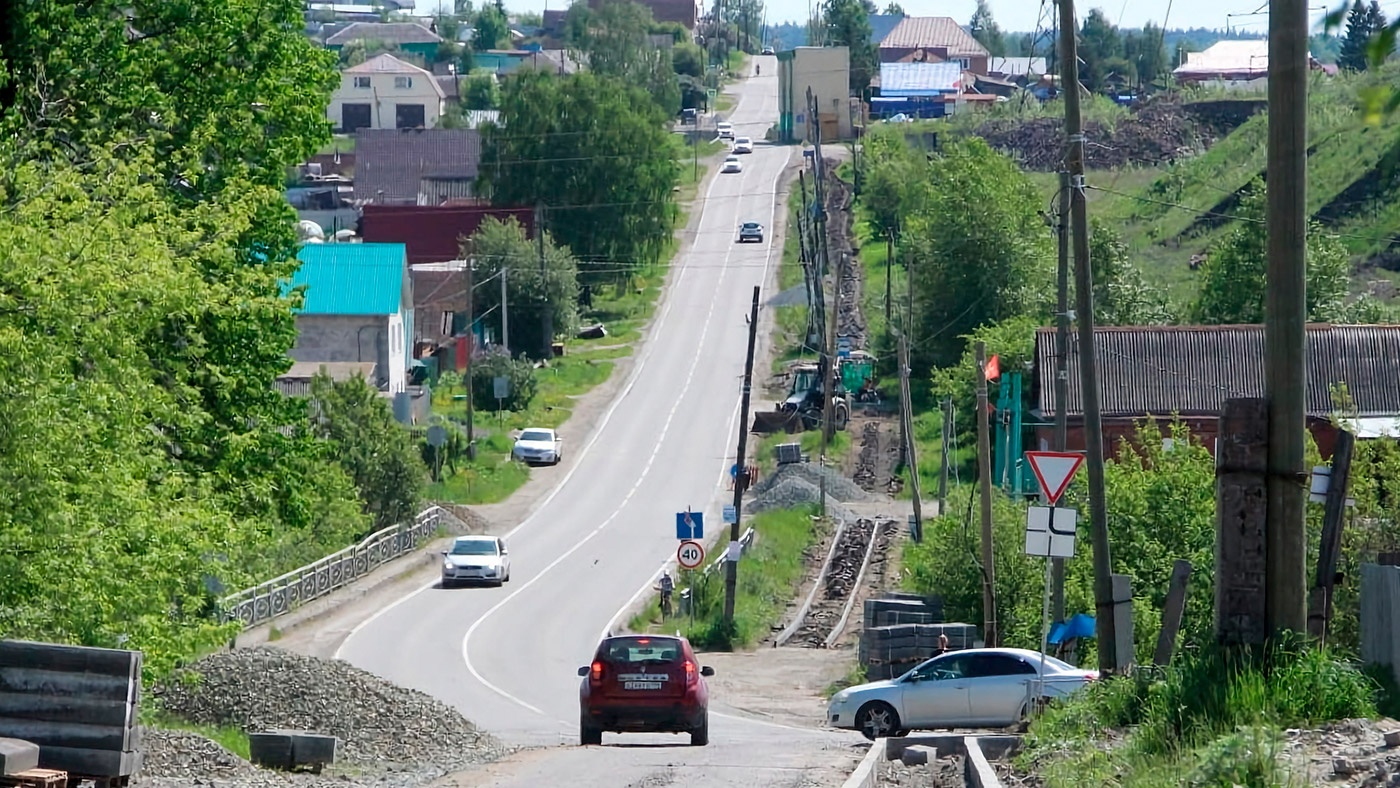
678, 527, 756, 614
221, 506, 447, 629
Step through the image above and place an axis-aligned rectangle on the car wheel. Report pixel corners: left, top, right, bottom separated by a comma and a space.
855, 701, 901, 741
580, 720, 602, 746
690, 715, 709, 746
441, 577, 453, 589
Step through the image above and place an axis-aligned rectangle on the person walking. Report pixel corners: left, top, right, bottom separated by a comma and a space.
657, 570, 675, 618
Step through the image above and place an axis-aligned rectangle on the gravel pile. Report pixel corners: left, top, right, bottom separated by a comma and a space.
748, 474, 857, 522
137, 729, 263, 782
152, 648, 503, 770
879, 754, 965, 787
751, 462, 871, 503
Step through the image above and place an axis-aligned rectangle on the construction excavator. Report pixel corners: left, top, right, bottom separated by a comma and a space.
751, 351, 874, 434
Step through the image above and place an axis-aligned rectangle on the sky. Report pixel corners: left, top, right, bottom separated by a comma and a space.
411, 0, 1388, 36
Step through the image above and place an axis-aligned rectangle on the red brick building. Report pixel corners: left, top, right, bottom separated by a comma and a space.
1032, 324, 1400, 461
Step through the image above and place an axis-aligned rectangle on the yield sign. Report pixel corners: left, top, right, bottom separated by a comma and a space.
1025, 451, 1085, 505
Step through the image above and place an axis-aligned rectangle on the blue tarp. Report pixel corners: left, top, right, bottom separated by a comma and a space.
1048, 613, 1096, 644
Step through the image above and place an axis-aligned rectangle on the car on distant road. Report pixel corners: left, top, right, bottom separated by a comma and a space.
761, 45, 775, 55
716, 121, 734, 140
578, 634, 715, 746
721, 155, 743, 174
441, 535, 511, 587
737, 222, 764, 243
732, 136, 753, 154
512, 427, 562, 465
826, 648, 1098, 739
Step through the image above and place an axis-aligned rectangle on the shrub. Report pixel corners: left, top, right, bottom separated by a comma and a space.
470, 348, 538, 412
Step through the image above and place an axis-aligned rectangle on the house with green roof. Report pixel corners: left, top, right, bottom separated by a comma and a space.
286, 242, 414, 395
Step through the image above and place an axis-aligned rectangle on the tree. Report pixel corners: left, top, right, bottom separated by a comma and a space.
462, 74, 501, 109
468, 217, 581, 358
310, 374, 425, 534
1340, 0, 1372, 70
1088, 220, 1174, 325
822, 0, 877, 93
883, 2, 905, 16
903, 138, 1054, 372
575, 0, 681, 115
1191, 182, 1357, 324
474, 5, 511, 50
1364, 1, 1391, 62
860, 124, 928, 238
477, 70, 680, 285
1123, 22, 1168, 87
1078, 9, 1123, 92
470, 349, 540, 411
672, 42, 706, 78
968, 0, 1007, 57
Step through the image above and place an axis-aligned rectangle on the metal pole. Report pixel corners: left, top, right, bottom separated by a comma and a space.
885, 231, 893, 330
937, 396, 951, 514
464, 256, 476, 460
723, 286, 762, 627
1059, 0, 1117, 672
1052, 170, 1071, 622
499, 262, 510, 355
975, 341, 998, 648
536, 204, 552, 359
901, 336, 924, 540
1265, 0, 1310, 638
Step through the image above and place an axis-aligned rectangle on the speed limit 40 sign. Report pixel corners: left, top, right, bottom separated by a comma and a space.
677, 540, 705, 570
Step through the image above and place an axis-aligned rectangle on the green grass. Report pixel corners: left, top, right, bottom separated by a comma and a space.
630, 505, 825, 649
1020, 641, 1379, 788
144, 711, 251, 760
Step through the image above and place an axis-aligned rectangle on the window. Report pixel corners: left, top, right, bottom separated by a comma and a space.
602, 637, 682, 665
394, 76, 413, 89
966, 654, 1037, 678
955, 58, 970, 69
440, 310, 455, 336
353, 76, 371, 89
449, 538, 499, 556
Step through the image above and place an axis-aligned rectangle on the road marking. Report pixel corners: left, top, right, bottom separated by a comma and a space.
459, 129, 789, 718
333, 93, 761, 663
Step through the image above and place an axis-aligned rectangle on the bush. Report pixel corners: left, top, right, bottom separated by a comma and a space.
470, 348, 538, 412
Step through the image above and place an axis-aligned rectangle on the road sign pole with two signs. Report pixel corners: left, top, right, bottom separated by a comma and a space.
1023, 450, 1085, 709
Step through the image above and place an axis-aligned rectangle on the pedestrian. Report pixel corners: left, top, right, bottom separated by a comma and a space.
658, 570, 675, 617
936, 631, 949, 655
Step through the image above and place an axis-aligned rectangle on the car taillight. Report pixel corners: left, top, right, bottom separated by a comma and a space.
684, 660, 697, 685
590, 660, 605, 685
1085, 671, 1099, 681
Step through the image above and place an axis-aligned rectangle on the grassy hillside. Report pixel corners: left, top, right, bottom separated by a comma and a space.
1019, 64, 1400, 307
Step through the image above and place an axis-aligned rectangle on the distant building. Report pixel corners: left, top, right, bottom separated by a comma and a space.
588, 0, 699, 29
776, 47, 854, 143
1172, 40, 1327, 87
353, 128, 482, 205
324, 22, 444, 60
330, 54, 445, 132
870, 62, 962, 120
877, 16, 989, 75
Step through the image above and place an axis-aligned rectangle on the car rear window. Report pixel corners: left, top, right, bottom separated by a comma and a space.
600, 637, 682, 665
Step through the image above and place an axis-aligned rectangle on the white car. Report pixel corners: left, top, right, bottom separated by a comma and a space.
721, 155, 743, 174
441, 535, 511, 587
513, 427, 562, 465
732, 136, 753, 154
716, 121, 734, 140
827, 648, 1098, 740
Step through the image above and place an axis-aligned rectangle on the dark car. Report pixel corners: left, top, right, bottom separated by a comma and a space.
577, 634, 715, 746
738, 222, 764, 243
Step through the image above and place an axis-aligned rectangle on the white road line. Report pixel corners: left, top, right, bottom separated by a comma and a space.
458, 134, 788, 717
333, 91, 756, 664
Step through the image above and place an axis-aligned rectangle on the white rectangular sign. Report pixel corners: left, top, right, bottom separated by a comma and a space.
1025, 505, 1078, 558
726, 540, 742, 562
722, 504, 737, 524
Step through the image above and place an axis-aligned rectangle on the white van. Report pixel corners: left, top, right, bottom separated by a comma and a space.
716, 121, 734, 140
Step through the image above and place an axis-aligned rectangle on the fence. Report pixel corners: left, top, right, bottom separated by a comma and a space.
221, 506, 448, 629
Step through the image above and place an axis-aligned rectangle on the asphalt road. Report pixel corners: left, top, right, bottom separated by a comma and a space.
337, 58, 864, 786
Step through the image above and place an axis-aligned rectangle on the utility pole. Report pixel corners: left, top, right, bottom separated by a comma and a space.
884, 231, 893, 330
937, 396, 951, 514
464, 256, 476, 459
499, 261, 510, 355
1059, 0, 1117, 672
1052, 169, 1071, 623
723, 286, 762, 627
536, 203, 551, 359
1265, 0, 1310, 638
819, 252, 843, 517
900, 335, 924, 540
975, 341, 998, 648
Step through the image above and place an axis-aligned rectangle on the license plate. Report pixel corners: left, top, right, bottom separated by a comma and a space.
624, 681, 663, 690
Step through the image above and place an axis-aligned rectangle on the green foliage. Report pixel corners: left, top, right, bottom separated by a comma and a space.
468, 217, 581, 358
967, 0, 1006, 57
1022, 642, 1377, 787
1190, 181, 1367, 324
470, 349, 540, 412
575, 0, 681, 115
929, 314, 1040, 439
1088, 220, 1175, 325
672, 42, 706, 78
473, 6, 510, 50
820, 0, 876, 93
477, 70, 680, 284
860, 124, 928, 238
1078, 9, 1123, 93
903, 137, 1053, 372
310, 374, 425, 534
462, 74, 500, 110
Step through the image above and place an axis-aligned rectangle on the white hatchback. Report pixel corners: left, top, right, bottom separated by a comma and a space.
721, 155, 743, 174
441, 535, 511, 587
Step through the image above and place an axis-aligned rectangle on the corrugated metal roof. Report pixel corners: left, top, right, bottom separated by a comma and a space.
879, 62, 962, 96
353, 128, 481, 203
360, 205, 534, 263
879, 17, 988, 56
989, 57, 1046, 76
868, 14, 905, 46
290, 243, 407, 315
327, 22, 442, 46
1036, 324, 1400, 418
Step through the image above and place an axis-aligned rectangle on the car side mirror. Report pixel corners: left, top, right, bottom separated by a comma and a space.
577, 666, 589, 677
701, 666, 715, 677
440, 550, 449, 556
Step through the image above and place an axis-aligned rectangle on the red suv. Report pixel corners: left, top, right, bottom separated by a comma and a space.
577, 634, 715, 746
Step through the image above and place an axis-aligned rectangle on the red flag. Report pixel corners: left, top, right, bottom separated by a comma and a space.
984, 354, 1001, 381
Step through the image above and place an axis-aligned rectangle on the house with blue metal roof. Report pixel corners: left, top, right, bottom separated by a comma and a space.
286, 243, 415, 395
871, 62, 963, 120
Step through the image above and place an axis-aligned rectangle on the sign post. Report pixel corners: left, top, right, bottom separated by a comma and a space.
1023, 451, 1085, 713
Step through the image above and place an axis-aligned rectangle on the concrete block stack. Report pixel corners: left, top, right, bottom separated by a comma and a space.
858, 594, 978, 680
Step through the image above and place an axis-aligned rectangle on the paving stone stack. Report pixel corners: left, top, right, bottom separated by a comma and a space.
0, 639, 143, 782
858, 595, 979, 680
